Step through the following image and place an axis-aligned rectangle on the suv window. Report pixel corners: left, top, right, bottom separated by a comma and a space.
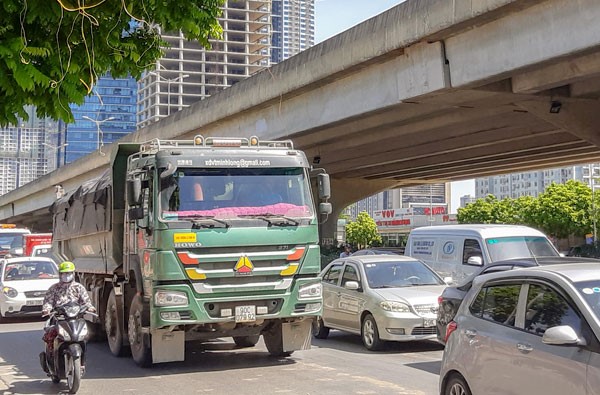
463, 239, 483, 264
525, 283, 581, 336
470, 284, 521, 326
341, 264, 359, 287
323, 264, 343, 286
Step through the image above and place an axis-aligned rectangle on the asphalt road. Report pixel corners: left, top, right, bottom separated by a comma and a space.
0, 317, 443, 395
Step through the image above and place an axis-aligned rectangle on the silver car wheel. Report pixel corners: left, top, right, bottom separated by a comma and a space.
449, 383, 466, 395
444, 375, 472, 395
363, 319, 375, 347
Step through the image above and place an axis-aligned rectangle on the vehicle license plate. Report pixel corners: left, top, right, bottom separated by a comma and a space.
26, 300, 43, 306
235, 305, 256, 323
424, 318, 436, 327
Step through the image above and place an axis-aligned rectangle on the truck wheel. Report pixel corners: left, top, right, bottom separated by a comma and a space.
128, 295, 152, 367
105, 289, 126, 357
312, 317, 330, 339
233, 336, 260, 348
263, 323, 293, 358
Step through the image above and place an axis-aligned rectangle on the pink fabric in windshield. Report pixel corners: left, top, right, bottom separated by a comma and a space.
164, 203, 311, 218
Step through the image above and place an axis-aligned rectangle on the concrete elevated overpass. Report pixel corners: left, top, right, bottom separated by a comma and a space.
2, 0, 600, 240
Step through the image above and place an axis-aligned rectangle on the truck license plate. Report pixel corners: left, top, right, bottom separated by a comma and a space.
26, 300, 43, 306
235, 305, 256, 323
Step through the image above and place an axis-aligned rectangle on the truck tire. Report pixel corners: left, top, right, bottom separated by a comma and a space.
263, 323, 292, 358
128, 294, 152, 367
105, 289, 126, 357
233, 335, 260, 348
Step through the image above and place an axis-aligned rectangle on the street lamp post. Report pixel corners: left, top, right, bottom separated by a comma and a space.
148, 72, 190, 115
82, 116, 115, 155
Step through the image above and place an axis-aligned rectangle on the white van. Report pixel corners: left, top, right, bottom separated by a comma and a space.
404, 224, 559, 283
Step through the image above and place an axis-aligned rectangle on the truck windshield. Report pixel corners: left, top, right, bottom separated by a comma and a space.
485, 236, 559, 261
160, 167, 314, 221
0, 233, 25, 249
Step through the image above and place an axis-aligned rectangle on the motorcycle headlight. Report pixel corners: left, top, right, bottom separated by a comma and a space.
65, 305, 79, 318
380, 301, 411, 313
298, 283, 322, 299
58, 325, 71, 341
2, 287, 18, 298
155, 290, 188, 307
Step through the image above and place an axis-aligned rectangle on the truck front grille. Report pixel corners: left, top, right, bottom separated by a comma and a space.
179, 246, 305, 294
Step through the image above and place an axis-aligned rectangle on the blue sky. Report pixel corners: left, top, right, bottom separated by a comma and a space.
314, 0, 475, 213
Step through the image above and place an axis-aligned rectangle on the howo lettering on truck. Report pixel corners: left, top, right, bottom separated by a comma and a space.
51, 136, 332, 366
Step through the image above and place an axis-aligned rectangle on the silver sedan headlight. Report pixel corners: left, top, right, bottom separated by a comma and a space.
380, 301, 411, 313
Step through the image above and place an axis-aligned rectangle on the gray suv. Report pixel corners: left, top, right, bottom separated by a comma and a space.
440, 262, 600, 395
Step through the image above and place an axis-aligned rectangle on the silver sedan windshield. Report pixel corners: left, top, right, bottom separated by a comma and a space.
364, 260, 444, 288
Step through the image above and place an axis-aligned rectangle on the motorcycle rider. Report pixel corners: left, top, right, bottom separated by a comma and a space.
41, 262, 95, 354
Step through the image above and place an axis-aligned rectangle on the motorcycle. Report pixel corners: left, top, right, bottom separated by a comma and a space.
39, 302, 95, 394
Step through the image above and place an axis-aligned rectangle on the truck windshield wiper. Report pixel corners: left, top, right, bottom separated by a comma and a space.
180, 216, 230, 229
238, 214, 299, 227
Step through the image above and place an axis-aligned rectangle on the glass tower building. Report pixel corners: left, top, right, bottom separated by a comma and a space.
62, 75, 137, 164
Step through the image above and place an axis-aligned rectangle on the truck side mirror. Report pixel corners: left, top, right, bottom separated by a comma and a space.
317, 173, 330, 200
128, 207, 145, 221
319, 202, 332, 215
127, 179, 142, 206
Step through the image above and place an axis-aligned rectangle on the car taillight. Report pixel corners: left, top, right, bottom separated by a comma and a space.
445, 321, 458, 343
437, 296, 443, 305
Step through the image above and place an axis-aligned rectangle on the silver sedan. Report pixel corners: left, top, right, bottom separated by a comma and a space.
314, 255, 447, 350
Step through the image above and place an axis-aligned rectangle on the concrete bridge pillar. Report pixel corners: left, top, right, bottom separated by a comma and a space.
318, 177, 399, 245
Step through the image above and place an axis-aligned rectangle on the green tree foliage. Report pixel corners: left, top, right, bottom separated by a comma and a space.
527, 180, 592, 238
458, 195, 535, 224
0, 0, 224, 126
345, 211, 382, 249
458, 180, 597, 239
457, 195, 499, 224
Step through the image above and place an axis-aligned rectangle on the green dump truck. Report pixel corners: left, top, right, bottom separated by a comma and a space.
51, 136, 331, 366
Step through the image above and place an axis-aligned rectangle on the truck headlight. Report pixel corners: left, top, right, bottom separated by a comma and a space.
298, 283, 322, 299
155, 291, 188, 307
380, 301, 411, 313
2, 287, 18, 298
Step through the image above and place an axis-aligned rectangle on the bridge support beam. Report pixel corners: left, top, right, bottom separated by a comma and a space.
319, 178, 400, 245
517, 99, 600, 148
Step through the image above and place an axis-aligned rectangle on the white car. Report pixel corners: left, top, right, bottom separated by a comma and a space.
0, 257, 59, 320
31, 244, 55, 261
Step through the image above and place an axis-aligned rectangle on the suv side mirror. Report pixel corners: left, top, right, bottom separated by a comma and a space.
542, 325, 586, 346
344, 281, 360, 291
